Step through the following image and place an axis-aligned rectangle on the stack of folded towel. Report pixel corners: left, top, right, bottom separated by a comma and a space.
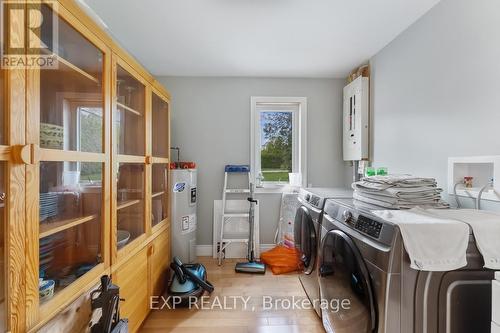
352, 175, 449, 210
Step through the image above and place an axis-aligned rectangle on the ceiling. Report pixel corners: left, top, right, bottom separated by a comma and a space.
81, 0, 440, 78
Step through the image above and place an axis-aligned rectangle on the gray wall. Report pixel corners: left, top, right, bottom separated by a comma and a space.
158, 77, 347, 245
369, 0, 500, 210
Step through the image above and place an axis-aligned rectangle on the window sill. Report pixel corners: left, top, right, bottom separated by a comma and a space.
255, 184, 301, 194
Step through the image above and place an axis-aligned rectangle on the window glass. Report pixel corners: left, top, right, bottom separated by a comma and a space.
78, 107, 103, 153
259, 111, 293, 183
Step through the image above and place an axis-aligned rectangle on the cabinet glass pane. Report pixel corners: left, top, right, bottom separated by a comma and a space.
0, 68, 4, 146
0, 163, 5, 330
152, 164, 168, 227
117, 163, 145, 247
116, 66, 145, 156
39, 5, 104, 153
39, 161, 103, 303
152, 93, 169, 158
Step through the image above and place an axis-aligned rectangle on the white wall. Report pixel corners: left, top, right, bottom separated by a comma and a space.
157, 77, 347, 245
369, 0, 500, 210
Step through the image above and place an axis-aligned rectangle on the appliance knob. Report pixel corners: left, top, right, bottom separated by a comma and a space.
305, 194, 311, 201
343, 211, 353, 223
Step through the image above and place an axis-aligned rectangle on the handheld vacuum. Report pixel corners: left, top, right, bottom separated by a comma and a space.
235, 184, 266, 274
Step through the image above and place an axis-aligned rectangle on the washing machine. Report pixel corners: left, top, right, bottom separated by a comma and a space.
319, 198, 494, 333
293, 187, 352, 317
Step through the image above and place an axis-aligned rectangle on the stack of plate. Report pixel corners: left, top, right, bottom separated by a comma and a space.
39, 236, 56, 272
40, 192, 59, 222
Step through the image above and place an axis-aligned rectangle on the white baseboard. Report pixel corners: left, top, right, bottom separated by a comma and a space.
195, 245, 213, 257
260, 244, 276, 252
196, 244, 276, 257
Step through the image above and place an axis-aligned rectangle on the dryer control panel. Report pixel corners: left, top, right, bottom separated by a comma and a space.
355, 215, 383, 239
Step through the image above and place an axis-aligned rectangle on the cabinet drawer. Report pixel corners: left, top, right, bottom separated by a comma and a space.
494, 280, 500, 325
113, 247, 149, 333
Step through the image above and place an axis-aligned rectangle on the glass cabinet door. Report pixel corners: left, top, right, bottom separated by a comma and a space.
0, 68, 6, 332
39, 4, 104, 153
117, 163, 145, 246
0, 162, 5, 332
113, 63, 147, 255
151, 92, 170, 229
116, 65, 145, 156
0, 66, 5, 146
152, 93, 169, 158
151, 163, 169, 227
35, 4, 107, 308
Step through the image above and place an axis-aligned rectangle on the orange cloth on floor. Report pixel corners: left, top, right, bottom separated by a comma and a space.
260, 245, 303, 275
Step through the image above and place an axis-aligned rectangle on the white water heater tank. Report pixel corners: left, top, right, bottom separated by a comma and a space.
171, 168, 197, 263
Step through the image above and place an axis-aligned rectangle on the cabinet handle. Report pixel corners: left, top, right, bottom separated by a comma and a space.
18, 144, 40, 165
145, 155, 153, 165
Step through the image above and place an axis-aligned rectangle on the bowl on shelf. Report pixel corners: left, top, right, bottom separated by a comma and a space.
117, 229, 131, 249
39, 279, 55, 302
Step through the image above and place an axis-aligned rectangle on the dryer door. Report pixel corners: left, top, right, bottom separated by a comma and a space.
294, 205, 316, 274
319, 229, 376, 333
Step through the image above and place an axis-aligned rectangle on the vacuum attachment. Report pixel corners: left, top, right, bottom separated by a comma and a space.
235, 261, 266, 274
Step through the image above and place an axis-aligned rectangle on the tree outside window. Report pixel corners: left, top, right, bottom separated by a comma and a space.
260, 111, 292, 183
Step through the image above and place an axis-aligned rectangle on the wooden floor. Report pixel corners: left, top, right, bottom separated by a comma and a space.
140, 257, 324, 333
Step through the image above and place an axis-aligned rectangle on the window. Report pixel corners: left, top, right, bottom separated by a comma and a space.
78, 106, 103, 183
60, 94, 103, 185
251, 97, 307, 187
78, 106, 102, 153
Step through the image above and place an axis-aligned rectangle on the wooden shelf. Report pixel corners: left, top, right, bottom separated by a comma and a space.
152, 191, 165, 198
117, 199, 141, 210
56, 55, 100, 84
42, 50, 100, 84
116, 102, 142, 116
40, 214, 98, 239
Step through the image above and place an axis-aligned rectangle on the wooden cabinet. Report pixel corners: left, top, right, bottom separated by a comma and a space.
0, 1, 171, 332
113, 247, 149, 333
149, 227, 171, 298
109, 226, 171, 333
29, 4, 111, 324
112, 227, 170, 333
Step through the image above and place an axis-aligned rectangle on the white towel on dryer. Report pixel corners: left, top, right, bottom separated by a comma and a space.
426, 209, 500, 270
373, 208, 470, 271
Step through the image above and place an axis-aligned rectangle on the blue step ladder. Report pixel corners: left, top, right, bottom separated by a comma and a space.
217, 165, 257, 265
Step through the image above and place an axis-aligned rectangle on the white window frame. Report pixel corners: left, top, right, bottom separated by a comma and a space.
250, 96, 307, 189
57, 92, 102, 183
